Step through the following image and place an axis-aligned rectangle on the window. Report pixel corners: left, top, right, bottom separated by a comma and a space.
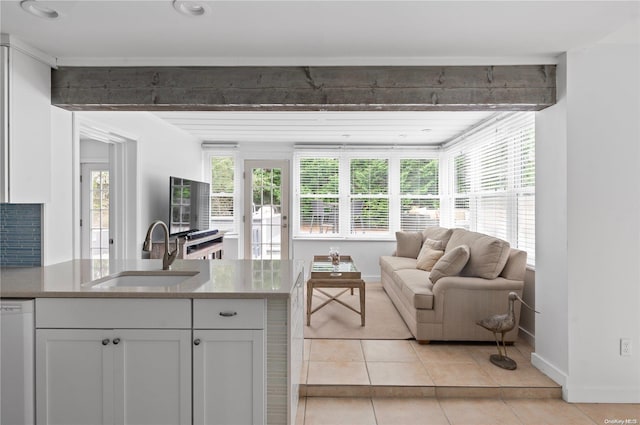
299, 157, 340, 234
400, 158, 439, 231
209, 155, 236, 232
350, 159, 389, 233
447, 112, 535, 265
294, 151, 439, 238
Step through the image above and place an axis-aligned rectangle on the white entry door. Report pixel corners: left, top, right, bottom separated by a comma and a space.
244, 160, 289, 260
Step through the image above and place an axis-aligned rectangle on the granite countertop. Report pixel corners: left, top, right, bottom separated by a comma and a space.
0, 259, 304, 299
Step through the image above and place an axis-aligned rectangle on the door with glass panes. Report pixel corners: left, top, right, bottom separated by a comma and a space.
81, 163, 112, 261
243, 160, 289, 260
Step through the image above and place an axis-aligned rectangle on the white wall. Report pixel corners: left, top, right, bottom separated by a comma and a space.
535, 39, 640, 402
77, 112, 203, 256
532, 53, 570, 389
42, 107, 74, 265
79, 139, 109, 163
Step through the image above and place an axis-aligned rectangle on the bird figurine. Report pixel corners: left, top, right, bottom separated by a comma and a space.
476, 292, 539, 370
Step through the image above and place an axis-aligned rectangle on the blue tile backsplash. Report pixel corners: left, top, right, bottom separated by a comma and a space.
0, 203, 42, 267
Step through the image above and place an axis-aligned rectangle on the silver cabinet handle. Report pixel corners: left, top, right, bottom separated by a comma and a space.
194, 338, 201, 346
102, 339, 110, 346
219, 311, 237, 317
113, 338, 121, 345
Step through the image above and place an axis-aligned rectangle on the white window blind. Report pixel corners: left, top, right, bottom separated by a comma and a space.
449, 112, 535, 265
294, 150, 439, 238
350, 158, 389, 233
209, 155, 236, 232
400, 158, 440, 231
298, 157, 340, 234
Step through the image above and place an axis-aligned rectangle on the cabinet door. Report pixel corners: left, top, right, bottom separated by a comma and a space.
193, 329, 264, 425
2, 46, 51, 203
36, 329, 114, 425
113, 329, 191, 425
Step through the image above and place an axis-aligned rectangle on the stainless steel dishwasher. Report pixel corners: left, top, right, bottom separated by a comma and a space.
1, 299, 34, 424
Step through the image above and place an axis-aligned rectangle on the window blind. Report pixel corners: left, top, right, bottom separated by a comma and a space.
294, 151, 439, 238
209, 155, 236, 232
400, 158, 440, 231
350, 158, 389, 233
449, 112, 535, 265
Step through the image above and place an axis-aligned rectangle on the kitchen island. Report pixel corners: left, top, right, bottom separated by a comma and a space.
1, 259, 304, 425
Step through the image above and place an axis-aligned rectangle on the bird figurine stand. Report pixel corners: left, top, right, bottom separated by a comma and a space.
476, 292, 539, 370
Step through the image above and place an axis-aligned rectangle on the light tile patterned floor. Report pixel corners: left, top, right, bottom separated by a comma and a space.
297, 339, 640, 424
296, 397, 640, 425
302, 338, 559, 389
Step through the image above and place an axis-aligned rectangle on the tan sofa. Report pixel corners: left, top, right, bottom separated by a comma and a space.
380, 227, 527, 342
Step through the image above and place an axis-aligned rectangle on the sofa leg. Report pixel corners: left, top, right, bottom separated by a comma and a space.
417, 340, 430, 345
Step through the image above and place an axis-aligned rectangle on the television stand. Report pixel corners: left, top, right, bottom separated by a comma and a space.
149, 232, 224, 260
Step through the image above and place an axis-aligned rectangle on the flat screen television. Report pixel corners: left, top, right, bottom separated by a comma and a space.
169, 176, 210, 237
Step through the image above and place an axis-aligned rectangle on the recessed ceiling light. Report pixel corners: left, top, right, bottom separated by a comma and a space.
20, 0, 59, 19
173, 0, 206, 16
421, 128, 432, 132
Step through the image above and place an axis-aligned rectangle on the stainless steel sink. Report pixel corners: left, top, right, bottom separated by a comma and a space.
90, 271, 200, 288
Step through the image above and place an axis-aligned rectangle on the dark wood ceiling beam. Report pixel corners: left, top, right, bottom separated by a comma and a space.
51, 65, 556, 111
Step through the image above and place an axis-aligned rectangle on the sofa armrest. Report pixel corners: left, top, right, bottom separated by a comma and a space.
432, 276, 523, 295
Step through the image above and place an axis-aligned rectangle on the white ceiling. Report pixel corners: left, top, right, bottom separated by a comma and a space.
1, 1, 638, 66
3, 1, 638, 144
153, 110, 497, 145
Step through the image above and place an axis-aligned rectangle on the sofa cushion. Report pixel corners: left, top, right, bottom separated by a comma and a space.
392, 269, 434, 309
395, 231, 424, 259
446, 229, 511, 279
416, 239, 445, 271
422, 227, 454, 246
429, 245, 470, 284
380, 255, 418, 276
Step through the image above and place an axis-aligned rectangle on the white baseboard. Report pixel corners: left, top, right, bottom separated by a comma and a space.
531, 353, 568, 398
531, 354, 640, 402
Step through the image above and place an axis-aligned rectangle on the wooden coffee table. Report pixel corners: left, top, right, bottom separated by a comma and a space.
307, 255, 365, 326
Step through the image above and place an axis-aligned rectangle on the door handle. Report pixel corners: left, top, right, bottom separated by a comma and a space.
102, 338, 110, 346
194, 338, 201, 346
112, 338, 121, 345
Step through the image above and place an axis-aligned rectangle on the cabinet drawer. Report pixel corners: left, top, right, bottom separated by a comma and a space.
193, 299, 265, 329
36, 298, 191, 329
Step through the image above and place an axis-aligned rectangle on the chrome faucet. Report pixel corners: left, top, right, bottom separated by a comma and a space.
142, 220, 179, 270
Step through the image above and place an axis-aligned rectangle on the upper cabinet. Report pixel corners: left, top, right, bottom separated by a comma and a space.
1, 42, 52, 203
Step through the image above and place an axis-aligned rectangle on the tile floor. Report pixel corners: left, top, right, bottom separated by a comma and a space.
296, 397, 640, 425
297, 339, 640, 424
301, 338, 560, 398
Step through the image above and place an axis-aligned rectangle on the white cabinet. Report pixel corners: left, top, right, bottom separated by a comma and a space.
0, 43, 52, 203
35, 299, 191, 425
193, 299, 265, 425
33, 297, 277, 425
36, 329, 113, 425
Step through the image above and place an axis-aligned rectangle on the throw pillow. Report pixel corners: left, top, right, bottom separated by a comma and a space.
422, 227, 454, 247
416, 239, 445, 271
446, 229, 511, 279
429, 245, 471, 284
395, 231, 424, 259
